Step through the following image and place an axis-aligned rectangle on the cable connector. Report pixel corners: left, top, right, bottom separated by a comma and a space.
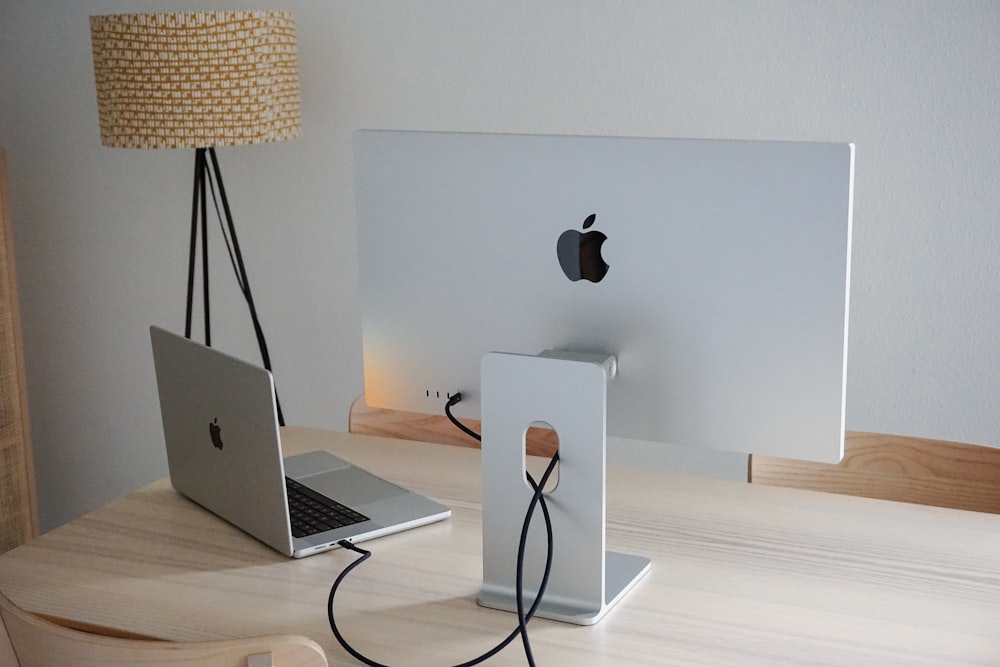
443, 392, 481, 443
338, 539, 369, 556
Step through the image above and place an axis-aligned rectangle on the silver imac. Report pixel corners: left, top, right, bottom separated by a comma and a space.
353, 129, 854, 623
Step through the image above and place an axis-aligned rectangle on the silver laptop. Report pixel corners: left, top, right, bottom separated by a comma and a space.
149, 325, 451, 558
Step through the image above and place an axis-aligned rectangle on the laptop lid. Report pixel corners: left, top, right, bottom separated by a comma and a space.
150, 325, 295, 556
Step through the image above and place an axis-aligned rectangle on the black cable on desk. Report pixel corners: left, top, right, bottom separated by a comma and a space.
327, 454, 557, 667
325, 393, 558, 667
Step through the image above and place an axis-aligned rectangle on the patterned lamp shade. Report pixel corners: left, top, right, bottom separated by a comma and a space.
90, 11, 301, 149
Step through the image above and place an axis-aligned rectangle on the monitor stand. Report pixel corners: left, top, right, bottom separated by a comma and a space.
477, 350, 650, 625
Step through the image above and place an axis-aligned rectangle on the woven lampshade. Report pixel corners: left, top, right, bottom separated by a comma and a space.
90, 11, 301, 149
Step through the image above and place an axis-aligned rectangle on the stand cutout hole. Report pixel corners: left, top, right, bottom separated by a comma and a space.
525, 421, 558, 494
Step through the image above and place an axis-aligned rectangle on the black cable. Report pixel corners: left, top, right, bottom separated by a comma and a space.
206, 162, 245, 295
514, 455, 556, 667
444, 393, 481, 442
444, 392, 553, 663
328, 453, 556, 667
445, 393, 557, 664
326, 394, 558, 667
203, 148, 285, 425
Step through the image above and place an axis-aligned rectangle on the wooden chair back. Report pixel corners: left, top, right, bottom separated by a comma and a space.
0, 148, 36, 552
0, 588, 327, 667
751, 431, 1000, 514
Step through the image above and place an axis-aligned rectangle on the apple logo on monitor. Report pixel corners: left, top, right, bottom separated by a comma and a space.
557, 213, 609, 283
209, 418, 224, 450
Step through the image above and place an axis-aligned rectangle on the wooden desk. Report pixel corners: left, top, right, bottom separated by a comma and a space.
1, 427, 998, 665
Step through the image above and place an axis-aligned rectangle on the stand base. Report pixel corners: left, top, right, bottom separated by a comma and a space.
479, 351, 649, 626
478, 551, 650, 625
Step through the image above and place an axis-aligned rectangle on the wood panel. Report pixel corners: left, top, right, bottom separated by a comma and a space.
0, 148, 36, 551
751, 431, 1000, 514
348, 395, 558, 457
352, 394, 1000, 514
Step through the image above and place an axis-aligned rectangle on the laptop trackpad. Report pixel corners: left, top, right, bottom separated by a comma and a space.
301, 467, 408, 507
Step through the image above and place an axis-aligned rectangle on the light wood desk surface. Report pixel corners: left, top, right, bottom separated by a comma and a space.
1, 427, 998, 665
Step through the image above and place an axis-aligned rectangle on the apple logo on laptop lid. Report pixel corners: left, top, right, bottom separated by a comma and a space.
209, 418, 224, 450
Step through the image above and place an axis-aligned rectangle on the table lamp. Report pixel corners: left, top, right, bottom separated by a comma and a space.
90, 11, 301, 424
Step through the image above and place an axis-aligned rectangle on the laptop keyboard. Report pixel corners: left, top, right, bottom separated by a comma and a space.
285, 477, 370, 538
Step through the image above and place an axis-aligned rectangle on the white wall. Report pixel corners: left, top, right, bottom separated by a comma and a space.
1, 1, 998, 531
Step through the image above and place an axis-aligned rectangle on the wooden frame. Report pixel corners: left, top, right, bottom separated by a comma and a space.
0, 148, 37, 551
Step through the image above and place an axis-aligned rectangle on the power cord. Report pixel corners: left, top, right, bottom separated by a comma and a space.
203, 149, 285, 425
445, 394, 553, 662
444, 392, 481, 442
326, 393, 558, 666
